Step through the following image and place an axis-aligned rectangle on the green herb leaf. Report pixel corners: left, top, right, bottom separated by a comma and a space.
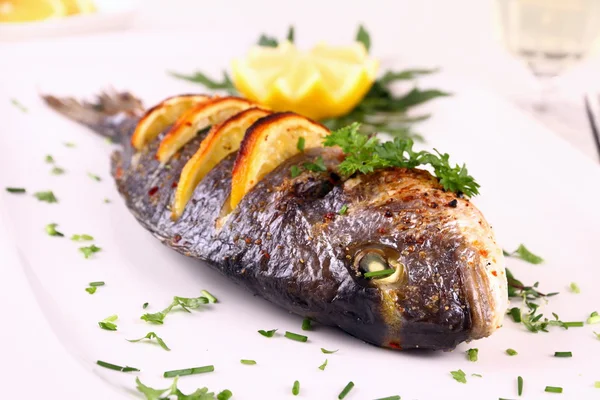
290, 165, 302, 178
258, 329, 277, 338
303, 156, 327, 172
554, 351, 572, 357
104, 198, 111, 203
506, 268, 555, 299
466, 348, 478, 362
6, 187, 26, 193
286, 26, 295, 43
450, 369, 467, 383
34, 191, 58, 203
217, 389, 233, 400
285, 331, 308, 342
135, 377, 169, 400
544, 386, 563, 393
64, 142, 76, 148
472, 373, 483, 378
506, 348, 518, 356
240, 359, 256, 365
337, 204, 348, 215
51, 166, 65, 175
321, 348, 338, 354
505, 244, 544, 264
45, 223, 64, 237
143, 302, 149, 309
163, 365, 214, 378
96, 360, 139, 372
258, 34, 278, 47
318, 359, 328, 371
356, 24, 371, 52
374, 396, 401, 400
338, 381, 355, 399
587, 311, 600, 325
301, 318, 311, 331
141, 295, 210, 324
518, 376, 523, 396
79, 244, 101, 258
364, 268, 395, 279
201, 289, 218, 303
88, 172, 101, 182
140, 310, 166, 324
378, 68, 439, 85
72, 234, 94, 241
127, 332, 170, 351
98, 315, 118, 331
45, 155, 55, 163
508, 307, 522, 322
85, 287, 96, 294
168, 70, 236, 93
11, 98, 27, 113
570, 282, 580, 293
297, 136, 305, 152
292, 380, 300, 396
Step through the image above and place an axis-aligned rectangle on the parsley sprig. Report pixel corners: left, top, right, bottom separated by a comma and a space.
141, 294, 210, 324
323, 122, 479, 196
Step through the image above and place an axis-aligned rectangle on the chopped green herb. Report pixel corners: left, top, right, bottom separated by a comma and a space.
80, 244, 101, 258
96, 360, 139, 372
504, 244, 544, 264
290, 165, 301, 178
45, 223, 64, 237
85, 287, 96, 294
374, 396, 400, 400
51, 166, 65, 175
127, 332, 170, 351
140, 295, 209, 324
302, 318, 311, 331
240, 359, 256, 365
284, 331, 308, 342
135, 377, 170, 400
378, 68, 439, 84
104, 198, 111, 203
140, 310, 166, 324
71, 234, 94, 241
544, 386, 563, 393
506, 348, 518, 356
45, 155, 54, 163
88, 172, 101, 182
508, 307, 522, 323
201, 289, 217, 303
64, 142, 76, 148
587, 311, 600, 325
303, 156, 327, 172
318, 359, 328, 371
570, 282, 580, 293
338, 381, 355, 399
338, 204, 348, 215
98, 315, 118, 331
143, 302, 149, 309
518, 376, 523, 396
450, 369, 467, 383
356, 24, 371, 52
472, 373, 483, 378
364, 268, 395, 279
136, 376, 218, 400
292, 380, 300, 396
297, 137, 305, 152
34, 191, 58, 203
168, 70, 236, 94
286, 26, 295, 43
562, 321, 584, 328
217, 389, 233, 400
10, 98, 27, 113
5, 187, 26, 193
258, 329, 277, 338
321, 348, 338, 354
466, 348, 478, 362
258, 34, 278, 47
163, 365, 214, 378
89, 281, 104, 287
554, 351, 572, 357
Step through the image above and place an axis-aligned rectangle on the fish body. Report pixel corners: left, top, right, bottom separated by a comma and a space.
44, 92, 507, 350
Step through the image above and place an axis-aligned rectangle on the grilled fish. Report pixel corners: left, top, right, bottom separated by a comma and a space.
43, 91, 507, 351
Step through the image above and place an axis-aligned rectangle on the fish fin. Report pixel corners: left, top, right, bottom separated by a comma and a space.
41, 90, 144, 141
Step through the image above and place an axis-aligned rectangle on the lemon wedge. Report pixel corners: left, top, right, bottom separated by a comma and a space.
62, 0, 96, 15
173, 107, 271, 219
230, 112, 330, 210
0, 0, 66, 23
131, 94, 210, 151
156, 97, 257, 164
231, 41, 378, 121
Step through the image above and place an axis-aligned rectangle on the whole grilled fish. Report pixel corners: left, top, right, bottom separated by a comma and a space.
43, 91, 507, 351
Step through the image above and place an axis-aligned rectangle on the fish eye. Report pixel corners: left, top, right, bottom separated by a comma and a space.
353, 246, 406, 284
357, 251, 389, 276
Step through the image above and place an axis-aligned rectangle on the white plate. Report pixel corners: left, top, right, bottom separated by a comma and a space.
0, 0, 139, 42
1, 32, 600, 400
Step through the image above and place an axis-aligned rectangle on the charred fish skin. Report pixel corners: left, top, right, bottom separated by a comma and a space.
44, 92, 507, 351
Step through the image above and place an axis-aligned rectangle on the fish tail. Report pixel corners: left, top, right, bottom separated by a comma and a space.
41, 90, 144, 142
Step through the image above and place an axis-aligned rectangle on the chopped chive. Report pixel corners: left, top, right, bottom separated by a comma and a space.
292, 380, 300, 396
85, 287, 96, 294
297, 137, 305, 152
374, 397, 400, 400
6, 187, 26, 193
240, 359, 256, 365
554, 351, 572, 357
90, 281, 105, 287
88, 172, 102, 182
72, 234, 94, 241
258, 329, 277, 337
45, 223, 64, 237
518, 376, 523, 396
217, 389, 233, 400
338, 381, 354, 399
96, 360, 139, 372
506, 348, 518, 356
338, 204, 348, 215
472, 373, 483, 378
544, 386, 563, 393
466, 348, 478, 362
284, 331, 308, 342
143, 302, 149, 309
569, 282, 580, 293
318, 359, 328, 370
364, 268, 395, 279
587, 311, 600, 325
562, 321, 584, 327
10, 98, 27, 113
321, 348, 338, 354
302, 318, 311, 330
98, 315, 118, 331
290, 165, 301, 178
45, 155, 54, 164
163, 365, 214, 378
508, 307, 522, 323
201, 289, 217, 303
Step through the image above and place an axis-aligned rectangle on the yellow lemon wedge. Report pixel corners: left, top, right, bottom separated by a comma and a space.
230, 112, 330, 210
156, 97, 257, 164
173, 107, 271, 219
231, 41, 378, 121
0, 0, 66, 23
61, 0, 96, 15
131, 94, 210, 151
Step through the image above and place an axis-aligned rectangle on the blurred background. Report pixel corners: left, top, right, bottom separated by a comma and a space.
2, 0, 600, 161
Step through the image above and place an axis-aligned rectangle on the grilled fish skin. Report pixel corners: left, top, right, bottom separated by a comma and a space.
43, 91, 507, 351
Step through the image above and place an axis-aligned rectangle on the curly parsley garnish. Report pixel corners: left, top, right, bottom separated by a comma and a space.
323, 122, 479, 196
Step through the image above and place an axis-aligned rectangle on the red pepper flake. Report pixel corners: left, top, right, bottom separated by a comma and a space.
171, 181, 178, 188
115, 166, 124, 179
377, 227, 387, 234
491, 270, 498, 277
262, 250, 270, 259
388, 341, 402, 350
244, 237, 252, 244
172, 234, 182, 243
324, 212, 336, 221
148, 186, 159, 196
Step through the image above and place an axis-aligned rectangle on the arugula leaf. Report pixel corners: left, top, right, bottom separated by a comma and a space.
450, 369, 467, 383
168, 70, 237, 94
356, 24, 371, 52
127, 332, 170, 351
45, 223, 64, 237
287, 26, 295, 43
6, 187, 26, 193
79, 244, 101, 259
10, 98, 27, 113
504, 244, 544, 264
98, 315, 118, 331
34, 191, 58, 203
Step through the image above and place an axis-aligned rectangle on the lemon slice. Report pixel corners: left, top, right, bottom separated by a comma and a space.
0, 0, 66, 22
62, 0, 96, 15
231, 41, 378, 121
173, 107, 271, 219
230, 112, 330, 210
131, 94, 210, 151
156, 97, 257, 164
